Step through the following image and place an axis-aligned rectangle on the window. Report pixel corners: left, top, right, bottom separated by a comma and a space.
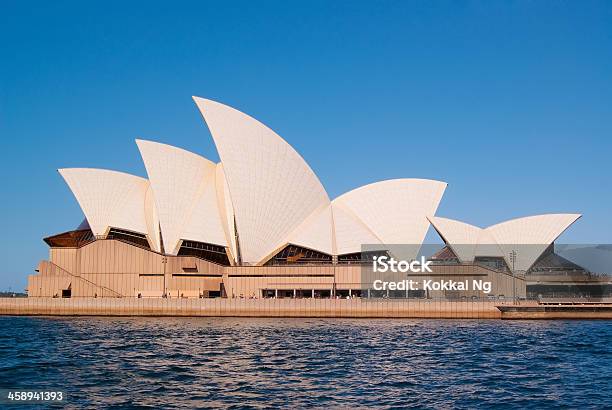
177, 240, 230, 266
107, 228, 150, 250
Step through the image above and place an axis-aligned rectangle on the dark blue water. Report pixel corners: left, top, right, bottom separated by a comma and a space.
0, 317, 610, 409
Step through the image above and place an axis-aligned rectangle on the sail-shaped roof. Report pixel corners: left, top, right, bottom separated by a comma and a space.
136, 139, 227, 255
59, 168, 160, 252
194, 97, 330, 264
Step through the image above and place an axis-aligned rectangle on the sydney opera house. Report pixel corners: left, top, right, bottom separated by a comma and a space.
27, 97, 588, 300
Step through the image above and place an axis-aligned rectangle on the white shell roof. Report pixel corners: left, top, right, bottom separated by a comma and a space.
331, 203, 383, 255
136, 139, 228, 255
428, 216, 503, 262
285, 179, 447, 259
487, 214, 581, 272
429, 214, 581, 272
215, 164, 238, 263
59, 168, 160, 252
333, 179, 446, 259
144, 184, 161, 252
287, 204, 335, 256
194, 97, 330, 264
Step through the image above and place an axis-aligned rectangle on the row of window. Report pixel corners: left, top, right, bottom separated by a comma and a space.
260, 289, 364, 299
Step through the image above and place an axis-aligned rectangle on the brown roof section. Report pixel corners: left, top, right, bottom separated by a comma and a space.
44, 229, 95, 248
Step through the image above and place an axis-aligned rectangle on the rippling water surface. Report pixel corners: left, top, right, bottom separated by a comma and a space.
0, 317, 610, 408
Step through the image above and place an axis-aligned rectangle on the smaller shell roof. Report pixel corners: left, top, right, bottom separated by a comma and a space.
429, 213, 582, 272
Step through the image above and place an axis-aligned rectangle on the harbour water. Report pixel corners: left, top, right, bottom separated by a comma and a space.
0, 317, 610, 408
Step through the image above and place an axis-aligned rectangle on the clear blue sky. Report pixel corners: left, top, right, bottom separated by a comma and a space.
1, 1, 611, 291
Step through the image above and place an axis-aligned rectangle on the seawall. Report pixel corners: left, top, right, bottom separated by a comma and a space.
0, 298, 511, 319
